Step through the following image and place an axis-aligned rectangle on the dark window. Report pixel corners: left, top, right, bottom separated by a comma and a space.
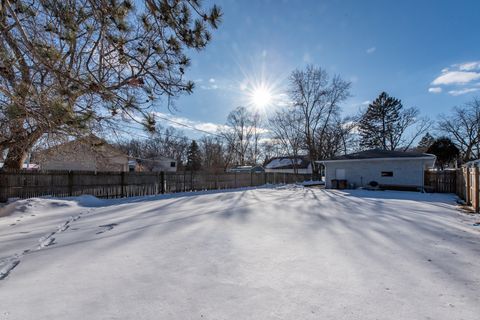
381, 171, 393, 177
170, 162, 176, 167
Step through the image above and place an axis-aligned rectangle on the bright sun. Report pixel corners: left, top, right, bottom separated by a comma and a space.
250, 86, 273, 109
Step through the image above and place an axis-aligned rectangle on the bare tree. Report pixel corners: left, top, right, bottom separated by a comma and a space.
199, 135, 225, 173
438, 97, 480, 162
288, 65, 351, 175
268, 107, 304, 173
116, 125, 189, 170
317, 117, 356, 159
219, 106, 261, 166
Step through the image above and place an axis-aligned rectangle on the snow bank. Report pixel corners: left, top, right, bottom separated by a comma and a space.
301, 180, 325, 186
0, 195, 107, 218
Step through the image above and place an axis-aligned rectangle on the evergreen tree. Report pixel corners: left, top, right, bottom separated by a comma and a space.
417, 132, 435, 152
358, 92, 402, 150
186, 140, 202, 171
427, 137, 460, 169
358, 92, 421, 150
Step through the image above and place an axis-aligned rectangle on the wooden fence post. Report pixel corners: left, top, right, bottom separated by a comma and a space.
465, 167, 472, 205
120, 171, 126, 198
160, 171, 165, 194
183, 171, 186, 192
472, 166, 480, 212
68, 171, 74, 197
190, 171, 194, 191
0, 172, 8, 203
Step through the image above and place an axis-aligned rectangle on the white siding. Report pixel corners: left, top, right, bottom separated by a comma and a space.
324, 158, 434, 189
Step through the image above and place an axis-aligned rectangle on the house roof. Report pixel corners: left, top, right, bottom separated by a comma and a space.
34, 135, 128, 159
227, 165, 264, 173
320, 149, 435, 162
265, 156, 310, 169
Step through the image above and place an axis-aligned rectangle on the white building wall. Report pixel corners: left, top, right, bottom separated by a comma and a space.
323, 159, 433, 189
152, 159, 177, 172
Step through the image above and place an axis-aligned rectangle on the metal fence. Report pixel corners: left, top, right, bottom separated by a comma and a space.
0, 170, 313, 202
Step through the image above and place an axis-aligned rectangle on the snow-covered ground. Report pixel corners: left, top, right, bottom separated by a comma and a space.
0, 187, 479, 319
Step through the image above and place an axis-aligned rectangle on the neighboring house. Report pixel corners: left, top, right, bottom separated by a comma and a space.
128, 157, 177, 173
0, 162, 39, 170
264, 156, 312, 174
149, 157, 177, 172
227, 165, 264, 173
318, 149, 436, 190
33, 136, 129, 172
128, 160, 141, 172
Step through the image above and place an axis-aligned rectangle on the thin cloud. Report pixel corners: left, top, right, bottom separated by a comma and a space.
448, 88, 480, 96
431, 71, 480, 85
455, 61, 480, 71
303, 52, 312, 63
153, 112, 226, 134
366, 47, 376, 54
428, 87, 442, 94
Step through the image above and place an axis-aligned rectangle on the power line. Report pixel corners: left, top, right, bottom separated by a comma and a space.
152, 113, 224, 138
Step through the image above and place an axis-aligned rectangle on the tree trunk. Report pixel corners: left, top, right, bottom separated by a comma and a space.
3, 131, 41, 170
3, 143, 29, 169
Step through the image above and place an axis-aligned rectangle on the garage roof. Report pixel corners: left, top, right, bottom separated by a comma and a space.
320, 149, 435, 162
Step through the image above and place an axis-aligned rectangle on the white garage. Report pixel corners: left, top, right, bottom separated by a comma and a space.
318, 149, 436, 190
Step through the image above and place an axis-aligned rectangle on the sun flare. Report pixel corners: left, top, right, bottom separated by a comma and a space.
251, 86, 273, 109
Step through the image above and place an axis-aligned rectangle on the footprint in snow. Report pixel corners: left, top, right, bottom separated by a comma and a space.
0, 260, 20, 280
96, 223, 118, 234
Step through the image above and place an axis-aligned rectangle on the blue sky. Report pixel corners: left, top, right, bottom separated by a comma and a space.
155, 0, 480, 136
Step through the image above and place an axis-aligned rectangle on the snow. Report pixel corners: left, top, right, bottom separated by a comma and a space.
301, 180, 325, 186
0, 187, 479, 319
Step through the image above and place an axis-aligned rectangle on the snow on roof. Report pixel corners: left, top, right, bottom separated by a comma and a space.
321, 149, 435, 162
265, 157, 309, 169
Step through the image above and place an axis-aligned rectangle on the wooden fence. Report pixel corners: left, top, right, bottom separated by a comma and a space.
0, 170, 312, 203
425, 167, 479, 212
424, 170, 458, 193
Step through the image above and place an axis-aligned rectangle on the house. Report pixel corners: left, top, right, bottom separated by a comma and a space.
33, 136, 129, 172
318, 149, 436, 190
146, 157, 177, 172
264, 156, 312, 174
127, 157, 177, 173
0, 162, 39, 170
226, 165, 264, 173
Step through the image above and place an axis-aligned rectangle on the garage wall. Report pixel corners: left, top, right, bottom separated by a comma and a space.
324, 159, 431, 189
